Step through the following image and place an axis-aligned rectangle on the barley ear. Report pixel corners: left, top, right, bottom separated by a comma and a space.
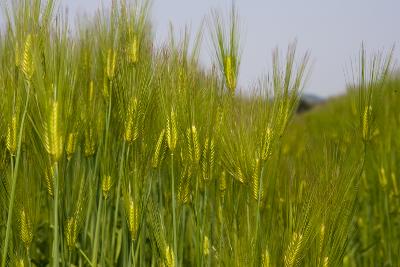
65, 216, 78, 249
224, 55, 237, 92
261, 248, 270, 267
66, 132, 78, 161
44, 165, 54, 197
284, 232, 303, 267
203, 236, 210, 256
362, 105, 372, 142
128, 33, 139, 64
106, 48, 117, 80
261, 127, 273, 161
19, 208, 33, 249
6, 115, 17, 156
44, 101, 63, 162
165, 245, 175, 267
251, 158, 263, 201
152, 129, 166, 168
124, 195, 139, 241
21, 34, 34, 80
166, 109, 178, 153
102, 175, 112, 199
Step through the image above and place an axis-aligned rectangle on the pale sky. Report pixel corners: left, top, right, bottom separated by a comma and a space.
2, 1, 400, 97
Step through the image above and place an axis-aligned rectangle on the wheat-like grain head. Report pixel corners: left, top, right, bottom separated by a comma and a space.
44, 165, 54, 197
124, 97, 139, 144
152, 129, 166, 168
322, 257, 329, 267
6, 114, 17, 156
203, 236, 210, 256
65, 216, 78, 250
15, 258, 25, 267
84, 126, 96, 157
178, 165, 191, 204
21, 34, 34, 80
261, 248, 270, 267
186, 125, 200, 164
19, 208, 33, 249
128, 33, 139, 64
166, 109, 178, 153
224, 55, 237, 92
44, 100, 63, 162
165, 245, 175, 267
124, 196, 139, 241
102, 175, 112, 199
106, 48, 117, 80
362, 105, 372, 142
261, 127, 273, 161
236, 166, 245, 184
201, 137, 215, 181
284, 232, 303, 267
66, 132, 78, 161
251, 158, 264, 201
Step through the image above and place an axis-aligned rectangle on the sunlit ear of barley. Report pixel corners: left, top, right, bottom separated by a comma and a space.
362, 105, 372, 141
15, 258, 25, 267
178, 165, 191, 204
261, 248, 270, 267
152, 129, 165, 168
84, 126, 96, 157
284, 232, 303, 267
203, 236, 210, 256
251, 158, 263, 201
165, 245, 175, 267
44, 165, 54, 197
236, 166, 245, 183
106, 48, 117, 80
261, 127, 273, 161
322, 257, 329, 267
21, 34, 34, 80
166, 109, 178, 153
44, 101, 63, 162
128, 34, 139, 64
65, 216, 78, 249
224, 55, 237, 92
124, 97, 139, 144
125, 197, 139, 241
186, 125, 200, 164
66, 132, 78, 161
202, 137, 215, 181
6, 115, 17, 156
102, 175, 112, 199
19, 208, 33, 249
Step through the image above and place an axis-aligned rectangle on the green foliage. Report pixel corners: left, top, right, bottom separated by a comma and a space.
0, 1, 399, 266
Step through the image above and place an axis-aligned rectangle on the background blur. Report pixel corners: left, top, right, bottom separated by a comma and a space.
3, 0, 399, 97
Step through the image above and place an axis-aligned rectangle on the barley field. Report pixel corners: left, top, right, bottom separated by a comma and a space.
0, 1, 399, 266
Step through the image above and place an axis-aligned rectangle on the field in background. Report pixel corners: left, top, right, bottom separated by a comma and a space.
0, 1, 399, 266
